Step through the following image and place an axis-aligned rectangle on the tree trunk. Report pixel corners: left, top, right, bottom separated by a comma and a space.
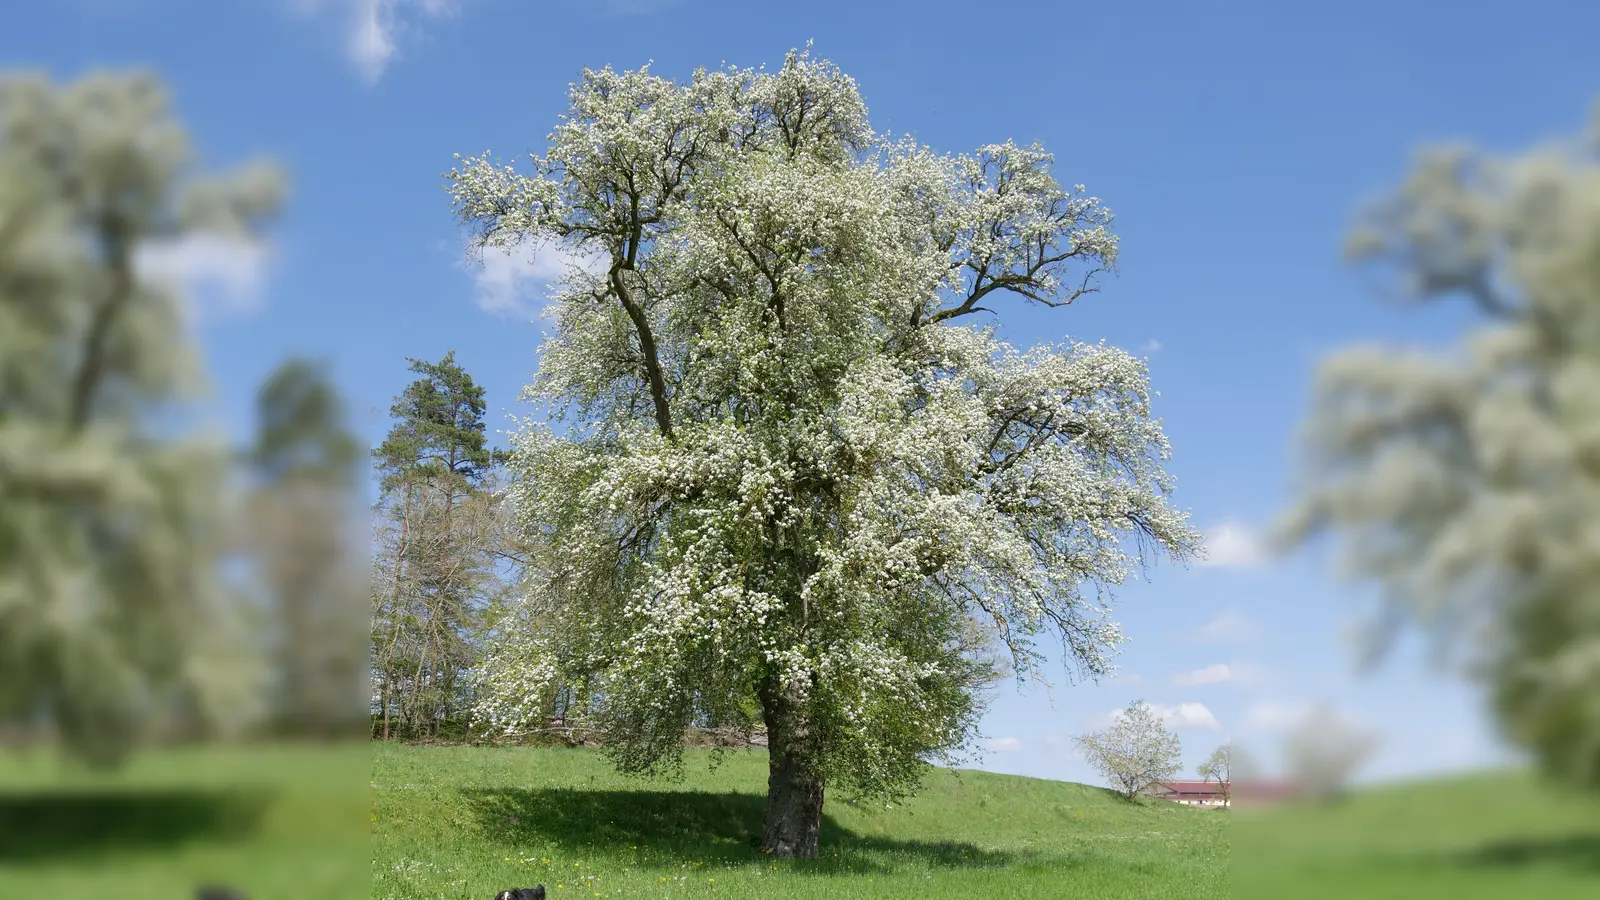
380, 480, 414, 742
759, 683, 825, 858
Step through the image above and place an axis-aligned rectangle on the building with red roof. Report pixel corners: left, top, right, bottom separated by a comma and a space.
1149, 779, 1230, 808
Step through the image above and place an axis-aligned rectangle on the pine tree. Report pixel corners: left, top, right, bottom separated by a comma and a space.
371, 351, 505, 740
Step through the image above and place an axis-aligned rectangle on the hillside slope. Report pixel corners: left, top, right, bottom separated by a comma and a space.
372, 743, 1228, 899
1234, 770, 1600, 900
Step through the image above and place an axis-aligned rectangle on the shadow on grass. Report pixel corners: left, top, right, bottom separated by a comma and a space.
1449, 834, 1600, 873
464, 787, 1020, 872
0, 788, 272, 864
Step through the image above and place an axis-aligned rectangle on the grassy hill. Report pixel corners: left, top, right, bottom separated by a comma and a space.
1234, 770, 1600, 899
371, 743, 1228, 899
10, 740, 1593, 900
0, 742, 369, 900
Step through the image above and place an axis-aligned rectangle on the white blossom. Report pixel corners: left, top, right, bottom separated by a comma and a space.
452, 49, 1198, 798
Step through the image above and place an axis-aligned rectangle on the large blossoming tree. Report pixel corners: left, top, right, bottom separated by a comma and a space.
1277, 103, 1600, 790
450, 48, 1198, 857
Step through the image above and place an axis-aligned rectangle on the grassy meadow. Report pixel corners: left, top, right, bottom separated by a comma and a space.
370, 742, 1227, 899
0, 742, 369, 900
1234, 770, 1600, 899
8, 739, 1594, 900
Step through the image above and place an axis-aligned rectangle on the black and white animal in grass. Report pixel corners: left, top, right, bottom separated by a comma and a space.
496, 887, 546, 900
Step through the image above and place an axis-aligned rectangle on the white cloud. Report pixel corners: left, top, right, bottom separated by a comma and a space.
1194, 610, 1256, 643
1110, 701, 1221, 731
134, 235, 274, 317
1198, 521, 1267, 569
1173, 664, 1233, 687
288, 0, 460, 84
1142, 338, 1163, 354
347, 0, 398, 82
1155, 702, 1222, 730
1244, 700, 1313, 731
983, 737, 1023, 753
466, 240, 603, 316
1111, 672, 1143, 686
1229, 662, 1276, 688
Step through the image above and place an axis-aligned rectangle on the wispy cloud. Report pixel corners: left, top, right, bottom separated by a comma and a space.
1109, 701, 1221, 731
1191, 610, 1257, 643
1111, 672, 1144, 686
984, 737, 1023, 752
1141, 338, 1163, 354
134, 235, 275, 318
1197, 520, 1267, 569
1155, 702, 1222, 730
287, 0, 460, 84
1244, 700, 1313, 731
465, 239, 603, 316
1173, 664, 1233, 687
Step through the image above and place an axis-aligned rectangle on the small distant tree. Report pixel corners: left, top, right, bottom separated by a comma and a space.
1076, 700, 1183, 801
1282, 705, 1377, 800
1198, 742, 1232, 803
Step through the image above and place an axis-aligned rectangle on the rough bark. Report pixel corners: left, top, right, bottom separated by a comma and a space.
759, 682, 825, 858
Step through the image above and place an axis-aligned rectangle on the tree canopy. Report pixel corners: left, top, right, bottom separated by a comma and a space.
1277, 103, 1600, 790
0, 70, 282, 765
1076, 700, 1184, 802
449, 48, 1197, 855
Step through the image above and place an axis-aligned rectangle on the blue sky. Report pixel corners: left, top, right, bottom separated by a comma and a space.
8, 0, 1597, 787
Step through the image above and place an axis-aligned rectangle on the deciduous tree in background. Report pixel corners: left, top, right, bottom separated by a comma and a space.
451, 48, 1199, 856
0, 71, 282, 765
1198, 742, 1231, 804
1275, 102, 1600, 791
1076, 701, 1184, 802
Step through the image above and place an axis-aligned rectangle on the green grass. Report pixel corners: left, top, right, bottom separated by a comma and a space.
0, 742, 368, 900
1234, 770, 1600, 899
25, 740, 1585, 900
371, 742, 1228, 899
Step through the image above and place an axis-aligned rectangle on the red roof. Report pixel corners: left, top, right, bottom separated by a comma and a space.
1233, 781, 1300, 802
1152, 780, 1228, 797
1156, 780, 1225, 792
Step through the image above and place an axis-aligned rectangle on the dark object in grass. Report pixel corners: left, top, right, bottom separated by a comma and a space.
496, 888, 546, 900
196, 888, 247, 900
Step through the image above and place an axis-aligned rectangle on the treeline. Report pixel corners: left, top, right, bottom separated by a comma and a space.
364, 353, 768, 749
368, 351, 507, 742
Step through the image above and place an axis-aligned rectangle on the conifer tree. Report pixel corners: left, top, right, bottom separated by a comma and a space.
371, 351, 504, 739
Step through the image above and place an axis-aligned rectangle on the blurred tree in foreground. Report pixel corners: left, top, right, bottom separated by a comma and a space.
1277, 102, 1600, 789
1280, 705, 1377, 801
0, 70, 283, 766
